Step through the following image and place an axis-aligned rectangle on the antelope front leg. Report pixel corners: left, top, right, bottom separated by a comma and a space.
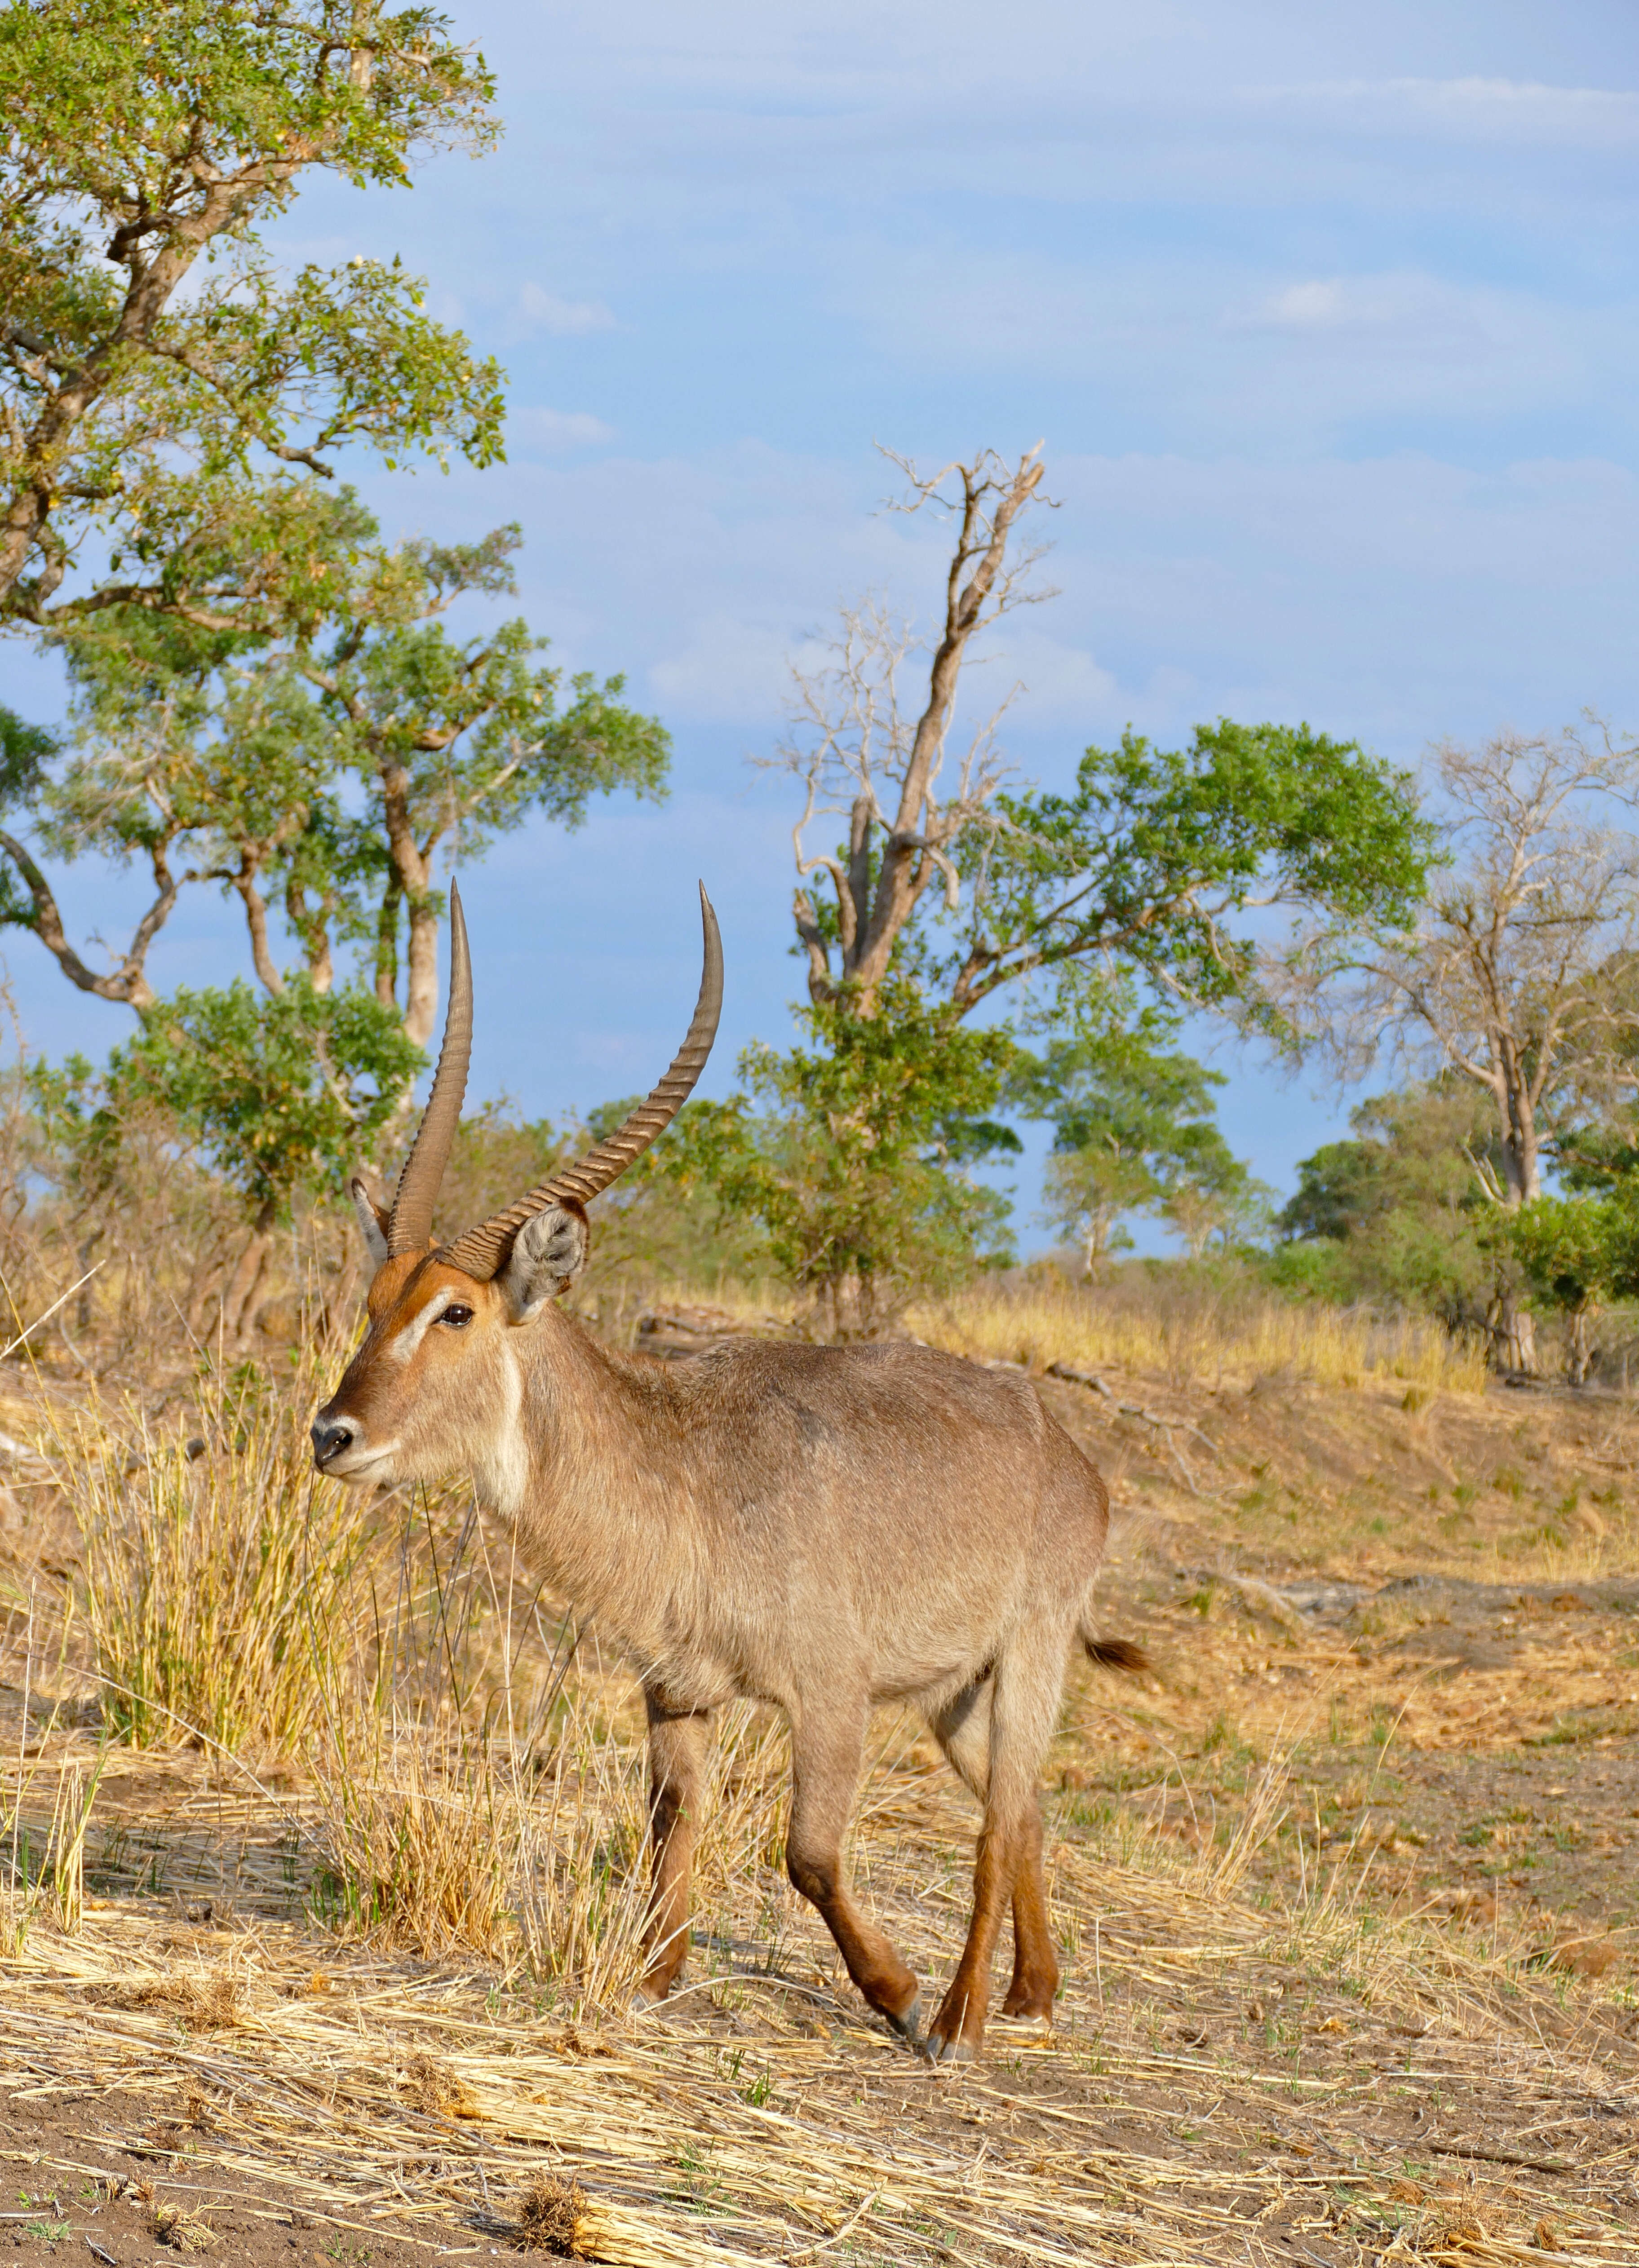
787, 1708, 922, 2043
639, 1696, 713, 2002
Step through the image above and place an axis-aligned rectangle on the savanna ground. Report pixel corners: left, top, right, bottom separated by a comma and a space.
1, 1276, 1636, 2267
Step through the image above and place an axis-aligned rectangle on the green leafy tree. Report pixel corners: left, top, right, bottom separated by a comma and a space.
777, 454, 1432, 1034
114, 975, 422, 1341
1, 0, 501, 624
1037, 1145, 1150, 1273
0, 506, 669, 1029
1158, 1155, 1271, 1262
1024, 1025, 1262, 1270
753, 447, 1429, 1327
1273, 725, 1639, 1370
1271, 1080, 1498, 1326
1498, 1192, 1639, 1385
669, 977, 1019, 1338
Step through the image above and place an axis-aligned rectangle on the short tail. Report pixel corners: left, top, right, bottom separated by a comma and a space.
1082, 1635, 1152, 1677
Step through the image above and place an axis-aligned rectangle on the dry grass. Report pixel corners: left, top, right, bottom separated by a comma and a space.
912, 1273, 1488, 1394
0, 1711, 1635, 2265
0, 1286, 1636, 2263
46, 1348, 394, 1757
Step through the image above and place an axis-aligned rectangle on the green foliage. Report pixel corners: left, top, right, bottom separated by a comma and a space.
116, 978, 422, 1221
5, 497, 669, 1013
1271, 1081, 1497, 1322
668, 978, 1018, 1335
959, 720, 1434, 1028
1497, 1192, 1639, 1319
26, 1050, 131, 1211
1, 0, 502, 623
1020, 1013, 1266, 1266
0, 703, 55, 809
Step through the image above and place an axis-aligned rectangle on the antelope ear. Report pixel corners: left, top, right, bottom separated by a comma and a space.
349, 1176, 391, 1270
501, 1201, 589, 1323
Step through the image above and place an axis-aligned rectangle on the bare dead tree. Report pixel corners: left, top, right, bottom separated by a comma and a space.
768, 446, 1054, 1013
1274, 722, 1639, 1370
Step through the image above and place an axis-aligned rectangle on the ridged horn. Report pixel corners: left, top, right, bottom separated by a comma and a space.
386, 880, 473, 1257
441, 884, 722, 1282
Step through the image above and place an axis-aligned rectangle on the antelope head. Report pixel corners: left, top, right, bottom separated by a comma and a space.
310, 881, 722, 1489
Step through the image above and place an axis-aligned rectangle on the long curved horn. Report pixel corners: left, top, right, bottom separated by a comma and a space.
386, 880, 473, 1256
441, 883, 722, 1282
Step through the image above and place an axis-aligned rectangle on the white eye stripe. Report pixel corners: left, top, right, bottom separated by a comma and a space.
389, 1291, 460, 1364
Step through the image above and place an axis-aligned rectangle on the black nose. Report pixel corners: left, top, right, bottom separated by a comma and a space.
311, 1415, 354, 1467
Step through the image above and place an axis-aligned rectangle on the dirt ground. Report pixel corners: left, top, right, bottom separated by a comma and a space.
1, 1346, 1637, 2265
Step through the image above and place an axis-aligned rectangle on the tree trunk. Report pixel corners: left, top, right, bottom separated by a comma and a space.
403, 896, 441, 1048
1489, 1287, 1537, 1376
219, 1197, 278, 1351
1566, 1305, 1597, 1389
830, 451, 1046, 1010
235, 864, 285, 995
374, 871, 401, 1009
287, 875, 334, 992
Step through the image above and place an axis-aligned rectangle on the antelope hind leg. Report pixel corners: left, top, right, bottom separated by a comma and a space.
921, 1815, 1023, 2063
638, 1697, 713, 2002
786, 1707, 922, 2043
924, 1650, 1061, 2064
925, 1681, 1058, 2025
999, 1798, 1058, 2020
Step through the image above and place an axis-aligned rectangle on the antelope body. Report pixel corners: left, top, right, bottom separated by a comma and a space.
313, 887, 1130, 2063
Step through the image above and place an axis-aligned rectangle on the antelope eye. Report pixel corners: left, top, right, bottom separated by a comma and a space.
439, 1304, 474, 1329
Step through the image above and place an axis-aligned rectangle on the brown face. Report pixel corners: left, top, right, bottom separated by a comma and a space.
315, 882, 718, 1492
310, 1254, 510, 1489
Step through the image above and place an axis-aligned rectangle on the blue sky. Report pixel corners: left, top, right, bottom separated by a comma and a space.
7, 0, 1639, 1240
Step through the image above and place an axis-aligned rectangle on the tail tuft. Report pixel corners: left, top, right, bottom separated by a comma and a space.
1082, 1636, 1152, 1678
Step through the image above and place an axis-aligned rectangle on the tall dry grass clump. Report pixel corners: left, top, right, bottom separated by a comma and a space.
912, 1270, 1486, 1393
302, 1542, 655, 1997
50, 1350, 393, 1757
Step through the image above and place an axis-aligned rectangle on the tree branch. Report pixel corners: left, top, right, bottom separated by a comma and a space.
0, 829, 173, 1010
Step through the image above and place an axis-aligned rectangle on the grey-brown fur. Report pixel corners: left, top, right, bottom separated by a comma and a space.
312, 1215, 1123, 2064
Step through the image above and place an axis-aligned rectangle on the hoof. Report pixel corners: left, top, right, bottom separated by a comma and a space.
886, 1994, 924, 2047
920, 2031, 976, 2066
997, 2001, 1054, 2027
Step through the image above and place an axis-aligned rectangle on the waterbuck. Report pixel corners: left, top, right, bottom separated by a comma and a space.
311, 884, 1135, 2062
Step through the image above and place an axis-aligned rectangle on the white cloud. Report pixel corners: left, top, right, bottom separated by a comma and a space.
832, 240, 1599, 441
511, 406, 616, 449
517, 284, 617, 335
649, 613, 829, 722
1264, 76, 1639, 148
1239, 270, 1504, 346
959, 627, 1118, 726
